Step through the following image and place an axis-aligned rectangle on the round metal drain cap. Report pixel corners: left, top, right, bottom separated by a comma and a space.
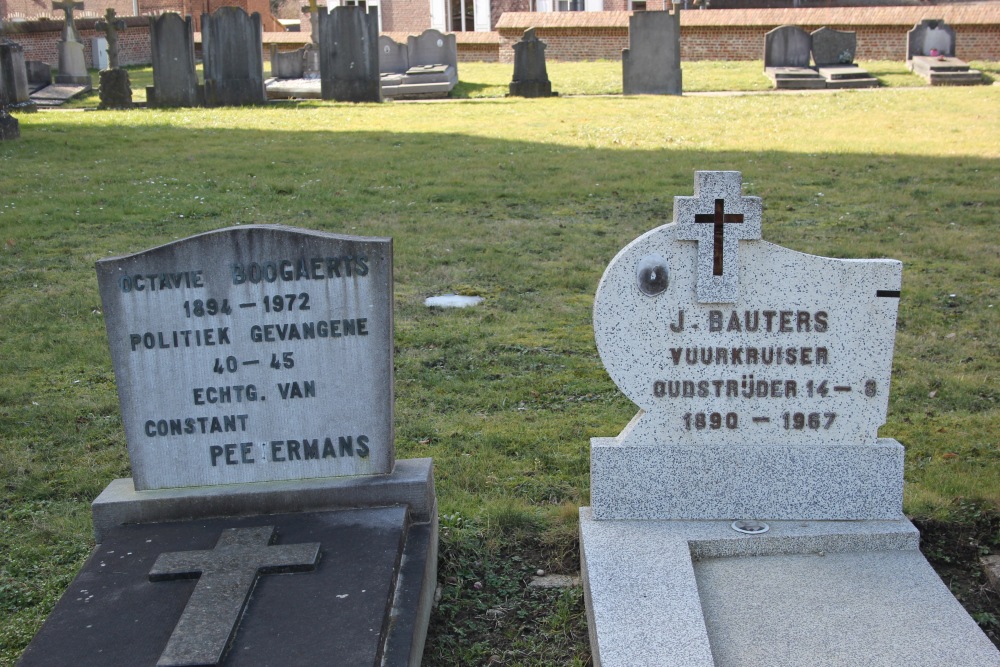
731, 520, 770, 535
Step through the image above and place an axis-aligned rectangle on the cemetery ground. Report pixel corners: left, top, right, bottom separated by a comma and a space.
1, 80, 999, 665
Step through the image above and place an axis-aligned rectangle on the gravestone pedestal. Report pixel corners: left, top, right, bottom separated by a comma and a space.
55, 40, 91, 87
0, 109, 19, 140
98, 68, 132, 109
581, 171, 1000, 667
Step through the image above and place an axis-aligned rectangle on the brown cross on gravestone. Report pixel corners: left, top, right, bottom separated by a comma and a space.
51, 0, 84, 43
674, 171, 762, 303
95, 8, 127, 69
149, 525, 321, 667
694, 198, 744, 276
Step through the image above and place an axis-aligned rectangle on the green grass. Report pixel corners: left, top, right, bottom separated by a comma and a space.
2, 78, 999, 665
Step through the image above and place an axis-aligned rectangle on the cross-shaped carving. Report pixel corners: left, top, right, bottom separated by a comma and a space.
95, 8, 127, 68
674, 171, 761, 303
52, 0, 83, 43
149, 525, 320, 667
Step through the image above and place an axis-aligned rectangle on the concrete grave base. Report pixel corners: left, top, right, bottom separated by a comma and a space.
765, 67, 826, 89
909, 55, 984, 85
591, 437, 904, 521
580, 508, 1000, 667
19, 506, 437, 667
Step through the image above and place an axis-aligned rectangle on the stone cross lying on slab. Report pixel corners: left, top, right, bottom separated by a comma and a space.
149, 525, 320, 667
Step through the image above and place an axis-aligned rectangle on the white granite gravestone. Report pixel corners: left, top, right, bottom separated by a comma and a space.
580, 171, 1000, 667
96, 225, 394, 491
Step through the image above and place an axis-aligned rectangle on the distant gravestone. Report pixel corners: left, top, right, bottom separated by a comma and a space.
906, 19, 982, 86
17, 225, 438, 667
379, 35, 409, 74
52, 0, 91, 88
96, 8, 133, 110
509, 28, 555, 98
269, 44, 307, 79
764, 24, 824, 89
201, 6, 266, 106
622, 8, 682, 96
25, 60, 52, 90
810, 27, 878, 88
580, 171, 1000, 667
407, 28, 457, 69
318, 6, 380, 102
148, 13, 201, 107
0, 36, 34, 111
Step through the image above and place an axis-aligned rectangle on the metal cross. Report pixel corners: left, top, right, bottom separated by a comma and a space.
149, 525, 320, 667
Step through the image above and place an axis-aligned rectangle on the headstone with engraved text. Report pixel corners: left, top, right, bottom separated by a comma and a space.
579, 171, 1000, 667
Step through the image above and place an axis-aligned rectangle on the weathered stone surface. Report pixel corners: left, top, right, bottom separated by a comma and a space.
810, 26, 856, 66
54, 39, 90, 86
907, 18, 956, 59
0, 39, 35, 111
98, 67, 132, 109
95, 225, 395, 490
407, 28, 456, 69
201, 6, 265, 107
622, 9, 681, 96
764, 24, 812, 68
318, 6, 380, 103
379, 35, 409, 74
149, 13, 201, 108
24, 60, 52, 90
17, 507, 437, 667
510, 28, 554, 98
0, 109, 18, 139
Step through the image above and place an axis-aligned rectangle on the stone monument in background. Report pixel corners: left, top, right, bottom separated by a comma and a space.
318, 6, 380, 103
148, 13, 202, 107
201, 6, 266, 106
509, 28, 555, 98
96, 8, 132, 109
17, 225, 438, 667
622, 6, 682, 95
52, 0, 91, 88
906, 19, 984, 85
580, 171, 1000, 667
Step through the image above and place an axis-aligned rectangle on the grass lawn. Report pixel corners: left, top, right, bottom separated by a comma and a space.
2, 75, 999, 665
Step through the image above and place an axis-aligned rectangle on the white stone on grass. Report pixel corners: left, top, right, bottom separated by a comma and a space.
424, 295, 483, 308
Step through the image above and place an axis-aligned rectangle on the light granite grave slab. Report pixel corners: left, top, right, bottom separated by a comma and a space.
96, 225, 394, 491
580, 171, 1000, 667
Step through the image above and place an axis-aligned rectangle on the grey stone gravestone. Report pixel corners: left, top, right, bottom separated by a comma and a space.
379, 29, 458, 100
810, 27, 878, 89
509, 28, 555, 98
52, 0, 91, 88
906, 19, 983, 85
622, 8, 682, 96
17, 225, 438, 667
96, 8, 133, 109
25, 60, 52, 91
201, 6, 266, 106
380, 34, 409, 75
580, 171, 1000, 667
407, 28, 457, 70
318, 6, 380, 103
148, 13, 202, 108
0, 108, 17, 139
0, 35, 35, 111
269, 44, 307, 79
763, 24, 824, 89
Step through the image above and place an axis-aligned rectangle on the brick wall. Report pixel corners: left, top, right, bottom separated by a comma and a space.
380, 0, 431, 33
496, 5, 1000, 61
5, 16, 151, 66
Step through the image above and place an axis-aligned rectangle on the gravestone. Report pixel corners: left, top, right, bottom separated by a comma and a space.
509, 28, 555, 98
0, 35, 35, 111
0, 108, 17, 139
763, 24, 824, 89
148, 13, 202, 107
201, 6, 266, 106
378, 29, 458, 100
52, 0, 92, 88
96, 8, 133, 109
25, 60, 52, 91
17, 225, 438, 667
269, 44, 307, 79
318, 6, 380, 102
810, 27, 878, 88
622, 8, 682, 96
906, 19, 983, 86
580, 171, 1000, 667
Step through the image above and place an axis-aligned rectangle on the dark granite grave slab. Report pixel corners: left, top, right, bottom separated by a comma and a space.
18, 506, 435, 667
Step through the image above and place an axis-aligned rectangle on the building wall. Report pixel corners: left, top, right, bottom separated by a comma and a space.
496, 5, 1000, 62
380, 0, 431, 33
6, 16, 151, 66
